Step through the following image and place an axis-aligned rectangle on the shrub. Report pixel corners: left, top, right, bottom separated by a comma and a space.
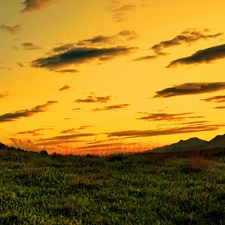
187, 156, 214, 172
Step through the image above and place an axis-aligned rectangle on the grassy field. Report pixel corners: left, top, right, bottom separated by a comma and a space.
1, 149, 225, 225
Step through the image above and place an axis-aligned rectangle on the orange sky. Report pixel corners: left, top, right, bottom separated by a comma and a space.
1, 0, 225, 154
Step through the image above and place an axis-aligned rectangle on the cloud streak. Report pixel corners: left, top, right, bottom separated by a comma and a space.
167, 43, 225, 68
137, 112, 203, 121
152, 29, 223, 54
154, 82, 225, 98
0, 101, 58, 123
75, 95, 112, 103
106, 123, 225, 138
59, 85, 71, 91
21, 43, 40, 50
0, 24, 21, 35
93, 104, 130, 111
32, 46, 137, 70
201, 95, 225, 103
21, 0, 58, 13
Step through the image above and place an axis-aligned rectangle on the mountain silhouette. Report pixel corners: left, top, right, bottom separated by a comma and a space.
149, 134, 225, 153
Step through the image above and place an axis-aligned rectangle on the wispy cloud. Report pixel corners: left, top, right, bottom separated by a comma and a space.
167, 43, 225, 68
111, 4, 136, 22
21, 0, 59, 13
21, 43, 40, 50
32, 46, 137, 70
0, 92, 9, 98
55, 69, 79, 73
106, 123, 225, 138
77, 30, 138, 46
133, 29, 223, 62
61, 126, 91, 134
137, 112, 203, 121
154, 82, 225, 98
59, 85, 71, 91
201, 95, 225, 103
75, 95, 112, 103
16, 128, 52, 136
0, 24, 21, 35
0, 101, 58, 123
152, 29, 222, 54
213, 106, 225, 109
93, 104, 130, 111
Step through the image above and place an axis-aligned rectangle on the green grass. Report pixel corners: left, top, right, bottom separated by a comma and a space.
1, 150, 225, 225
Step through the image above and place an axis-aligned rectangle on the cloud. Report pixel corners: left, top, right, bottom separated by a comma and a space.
61, 126, 91, 134
111, 4, 136, 22
0, 24, 21, 35
152, 29, 223, 54
32, 46, 137, 70
0, 92, 9, 98
39, 133, 96, 143
55, 69, 79, 73
21, 0, 58, 13
137, 112, 203, 121
16, 128, 52, 136
72, 108, 81, 111
0, 101, 58, 123
59, 85, 71, 91
201, 95, 225, 103
213, 106, 225, 109
154, 82, 225, 98
106, 123, 225, 138
133, 29, 223, 62
167, 43, 225, 68
77, 30, 138, 46
93, 104, 130, 111
21, 43, 40, 50
75, 95, 112, 103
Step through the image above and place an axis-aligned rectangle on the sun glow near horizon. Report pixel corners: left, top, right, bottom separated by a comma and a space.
1, 0, 225, 155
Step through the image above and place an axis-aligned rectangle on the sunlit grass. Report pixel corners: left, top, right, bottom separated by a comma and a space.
1, 148, 225, 224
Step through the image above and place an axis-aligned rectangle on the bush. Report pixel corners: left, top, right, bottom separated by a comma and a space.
187, 156, 214, 172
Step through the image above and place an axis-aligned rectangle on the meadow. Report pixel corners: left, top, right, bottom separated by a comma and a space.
1, 148, 225, 225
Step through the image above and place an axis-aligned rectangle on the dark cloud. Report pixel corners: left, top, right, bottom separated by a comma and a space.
59, 85, 71, 91
55, 69, 79, 73
31, 46, 137, 70
154, 82, 225, 98
201, 95, 225, 103
0, 24, 21, 35
0, 101, 58, 123
52, 44, 75, 53
75, 95, 112, 103
77, 30, 138, 46
152, 29, 222, 54
21, 0, 58, 13
21, 43, 40, 50
133, 29, 223, 62
137, 112, 203, 121
106, 123, 225, 138
93, 104, 130, 111
167, 43, 225, 68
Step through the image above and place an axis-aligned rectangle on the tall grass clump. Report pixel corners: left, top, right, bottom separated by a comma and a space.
187, 156, 214, 172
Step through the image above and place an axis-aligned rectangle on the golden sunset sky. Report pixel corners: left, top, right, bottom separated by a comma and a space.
1, 0, 225, 154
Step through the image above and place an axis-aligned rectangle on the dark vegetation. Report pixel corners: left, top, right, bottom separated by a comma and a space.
1, 146, 225, 225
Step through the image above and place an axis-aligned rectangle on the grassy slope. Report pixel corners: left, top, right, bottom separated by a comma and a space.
1, 149, 225, 225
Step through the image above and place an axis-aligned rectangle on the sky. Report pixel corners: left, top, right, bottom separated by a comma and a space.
1, 0, 225, 155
